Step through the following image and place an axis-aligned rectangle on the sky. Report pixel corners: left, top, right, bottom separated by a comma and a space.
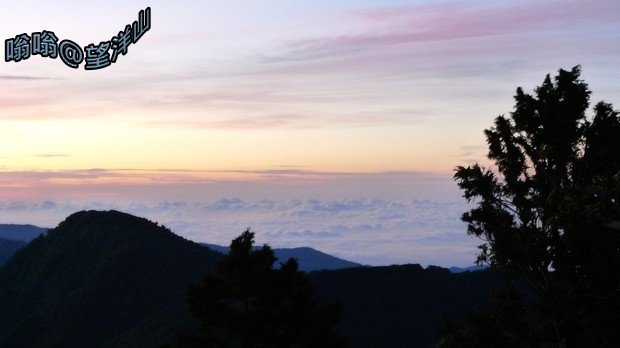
0, 0, 618, 266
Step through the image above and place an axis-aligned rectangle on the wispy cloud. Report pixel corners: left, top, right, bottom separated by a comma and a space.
144, 113, 311, 130
0, 75, 59, 80
268, 0, 620, 62
31, 154, 70, 158
0, 168, 455, 187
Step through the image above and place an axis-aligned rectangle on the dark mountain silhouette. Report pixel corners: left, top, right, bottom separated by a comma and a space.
0, 210, 505, 347
0, 238, 25, 266
201, 243, 362, 271
309, 265, 507, 348
0, 224, 47, 242
0, 210, 222, 348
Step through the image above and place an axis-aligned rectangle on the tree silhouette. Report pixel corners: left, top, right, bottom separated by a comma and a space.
451, 66, 620, 346
176, 229, 345, 347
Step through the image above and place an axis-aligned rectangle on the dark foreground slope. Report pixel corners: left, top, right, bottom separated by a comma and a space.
310, 265, 506, 348
0, 210, 222, 348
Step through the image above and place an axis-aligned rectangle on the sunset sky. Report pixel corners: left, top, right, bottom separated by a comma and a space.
0, 0, 618, 266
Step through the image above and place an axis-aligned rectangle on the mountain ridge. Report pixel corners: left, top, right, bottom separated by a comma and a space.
0, 224, 48, 243
0, 223, 480, 272
201, 243, 362, 272
0, 210, 222, 348
0, 210, 505, 347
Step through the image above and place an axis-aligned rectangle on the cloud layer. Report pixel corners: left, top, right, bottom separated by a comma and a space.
0, 197, 478, 267
0, 1, 618, 268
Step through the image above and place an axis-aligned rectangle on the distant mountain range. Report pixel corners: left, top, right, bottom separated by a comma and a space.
0, 210, 504, 347
0, 223, 481, 273
0, 223, 363, 272
0, 224, 47, 267
0, 224, 47, 242
449, 265, 489, 273
201, 243, 362, 272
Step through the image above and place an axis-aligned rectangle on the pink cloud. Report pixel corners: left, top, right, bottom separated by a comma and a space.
272, 0, 620, 62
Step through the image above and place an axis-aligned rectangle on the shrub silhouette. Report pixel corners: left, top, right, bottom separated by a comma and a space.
177, 229, 345, 348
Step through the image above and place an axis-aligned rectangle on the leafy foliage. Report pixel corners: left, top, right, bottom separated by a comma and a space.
452, 66, 620, 345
